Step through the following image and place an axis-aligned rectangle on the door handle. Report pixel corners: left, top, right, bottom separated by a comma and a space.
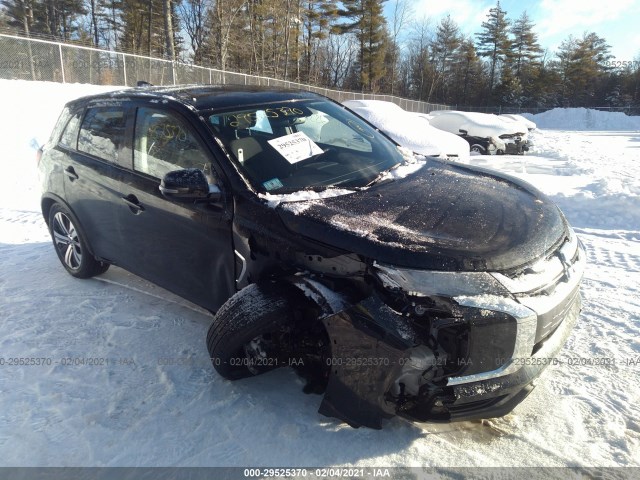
121, 194, 145, 213
64, 166, 79, 180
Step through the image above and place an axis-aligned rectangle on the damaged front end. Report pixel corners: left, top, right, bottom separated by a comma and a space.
308, 231, 585, 429
499, 133, 531, 154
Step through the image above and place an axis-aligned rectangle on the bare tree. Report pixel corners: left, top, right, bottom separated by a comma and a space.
178, 0, 211, 63
389, 0, 412, 93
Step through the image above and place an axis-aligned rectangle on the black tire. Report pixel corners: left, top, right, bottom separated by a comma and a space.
48, 203, 110, 279
206, 282, 303, 380
470, 144, 486, 154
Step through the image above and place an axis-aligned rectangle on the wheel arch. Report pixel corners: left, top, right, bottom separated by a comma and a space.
42, 194, 100, 259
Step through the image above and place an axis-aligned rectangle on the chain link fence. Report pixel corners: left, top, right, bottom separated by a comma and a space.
0, 33, 449, 114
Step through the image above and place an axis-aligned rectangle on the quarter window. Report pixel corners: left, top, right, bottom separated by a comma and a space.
59, 111, 82, 149
134, 107, 209, 179
78, 107, 126, 162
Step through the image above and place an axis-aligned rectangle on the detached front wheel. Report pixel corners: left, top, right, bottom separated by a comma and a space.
206, 283, 302, 380
48, 203, 109, 278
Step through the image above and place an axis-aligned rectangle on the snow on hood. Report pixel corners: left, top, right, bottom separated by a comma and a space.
258, 188, 355, 209
500, 114, 536, 130
429, 111, 525, 138
343, 100, 470, 158
276, 161, 568, 271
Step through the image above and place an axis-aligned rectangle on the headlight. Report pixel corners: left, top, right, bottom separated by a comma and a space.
374, 263, 510, 297
373, 262, 538, 384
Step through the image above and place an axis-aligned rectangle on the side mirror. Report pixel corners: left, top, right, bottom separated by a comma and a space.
159, 168, 220, 202
458, 129, 468, 135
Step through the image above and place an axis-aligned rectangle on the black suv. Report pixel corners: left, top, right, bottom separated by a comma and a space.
38, 85, 585, 429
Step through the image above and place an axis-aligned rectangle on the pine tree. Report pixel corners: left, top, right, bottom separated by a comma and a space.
336, 0, 388, 92
556, 32, 613, 106
451, 38, 484, 106
510, 12, 541, 78
1, 0, 85, 39
476, 1, 511, 98
428, 14, 462, 102
494, 61, 522, 106
120, 0, 164, 56
300, 0, 337, 84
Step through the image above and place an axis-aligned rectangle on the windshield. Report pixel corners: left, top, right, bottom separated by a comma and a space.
205, 99, 405, 193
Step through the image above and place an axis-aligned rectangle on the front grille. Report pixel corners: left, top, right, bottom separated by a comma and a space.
493, 231, 584, 348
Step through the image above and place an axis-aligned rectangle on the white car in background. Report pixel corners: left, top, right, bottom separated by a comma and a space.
342, 100, 470, 159
429, 110, 531, 155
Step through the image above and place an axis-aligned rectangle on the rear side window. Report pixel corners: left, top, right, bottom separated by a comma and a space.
59, 111, 82, 148
78, 107, 126, 162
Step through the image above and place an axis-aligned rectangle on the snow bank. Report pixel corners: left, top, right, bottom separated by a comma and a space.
522, 107, 640, 131
0, 79, 124, 161
343, 100, 469, 158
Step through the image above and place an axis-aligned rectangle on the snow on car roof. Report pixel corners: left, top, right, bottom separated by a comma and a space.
428, 110, 525, 138
342, 99, 405, 112
500, 114, 536, 131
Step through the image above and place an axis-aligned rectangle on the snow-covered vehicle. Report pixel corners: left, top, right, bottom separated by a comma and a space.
342, 99, 469, 158
38, 85, 584, 429
500, 114, 537, 131
429, 110, 531, 155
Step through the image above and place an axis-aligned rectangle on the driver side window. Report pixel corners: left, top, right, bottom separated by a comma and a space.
134, 107, 209, 179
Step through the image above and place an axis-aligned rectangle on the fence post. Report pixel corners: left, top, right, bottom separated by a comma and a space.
209, 68, 212, 84
58, 43, 65, 83
122, 53, 127, 86
172, 61, 176, 85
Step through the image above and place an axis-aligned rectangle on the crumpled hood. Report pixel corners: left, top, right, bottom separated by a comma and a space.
276, 160, 568, 272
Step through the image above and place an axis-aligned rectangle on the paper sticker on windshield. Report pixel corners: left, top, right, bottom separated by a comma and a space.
267, 131, 324, 164
262, 178, 284, 191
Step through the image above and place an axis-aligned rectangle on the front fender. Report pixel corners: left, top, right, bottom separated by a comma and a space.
288, 277, 416, 429
318, 298, 413, 429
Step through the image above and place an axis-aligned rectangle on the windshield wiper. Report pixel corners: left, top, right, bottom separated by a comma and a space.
364, 162, 402, 188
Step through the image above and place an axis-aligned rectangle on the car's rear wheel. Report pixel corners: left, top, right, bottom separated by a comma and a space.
48, 203, 109, 278
207, 282, 320, 381
470, 144, 486, 154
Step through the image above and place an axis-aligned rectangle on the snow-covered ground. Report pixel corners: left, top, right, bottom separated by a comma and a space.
1, 81, 639, 468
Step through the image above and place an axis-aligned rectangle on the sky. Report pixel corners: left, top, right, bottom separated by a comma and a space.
386, 0, 640, 61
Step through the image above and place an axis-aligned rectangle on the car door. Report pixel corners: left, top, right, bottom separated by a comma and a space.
61, 101, 131, 263
113, 103, 236, 311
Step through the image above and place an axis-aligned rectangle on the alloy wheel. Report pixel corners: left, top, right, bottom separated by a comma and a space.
52, 211, 82, 270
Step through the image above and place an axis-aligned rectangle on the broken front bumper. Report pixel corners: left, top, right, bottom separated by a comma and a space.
316, 238, 585, 429
502, 136, 531, 154
318, 288, 581, 429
